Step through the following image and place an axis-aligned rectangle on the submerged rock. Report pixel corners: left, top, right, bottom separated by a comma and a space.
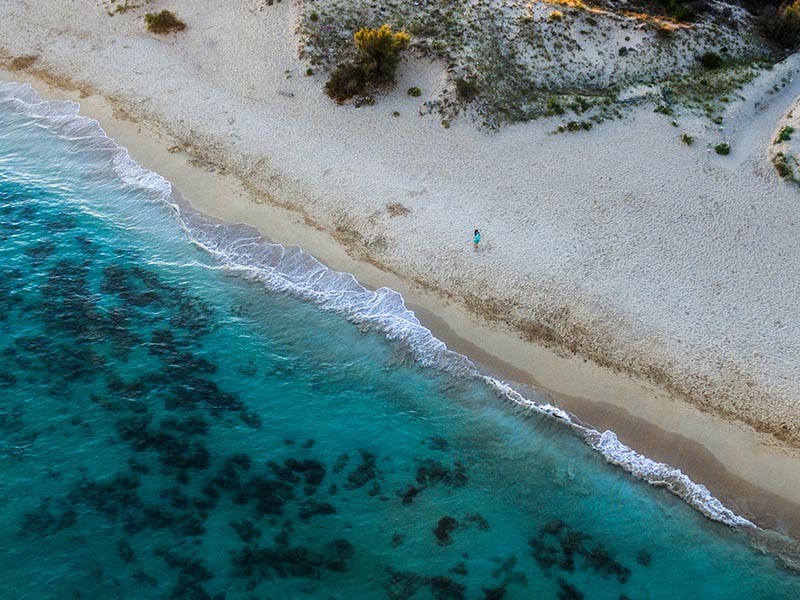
463, 513, 490, 530
344, 450, 380, 491
416, 458, 468, 489
424, 436, 449, 451
230, 519, 262, 543
434, 516, 459, 546
384, 568, 467, 600
398, 484, 421, 505
230, 540, 343, 581
268, 460, 301, 484
449, 562, 467, 576
430, 575, 466, 600
530, 521, 631, 583
298, 500, 336, 521
332, 453, 349, 473
284, 458, 326, 486
117, 539, 135, 564
325, 538, 355, 572
556, 578, 584, 600
481, 587, 506, 600
636, 548, 652, 567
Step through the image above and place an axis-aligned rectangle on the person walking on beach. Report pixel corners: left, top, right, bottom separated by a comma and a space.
473, 229, 481, 251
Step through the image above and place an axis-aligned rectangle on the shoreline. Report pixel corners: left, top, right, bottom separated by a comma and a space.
4, 68, 800, 537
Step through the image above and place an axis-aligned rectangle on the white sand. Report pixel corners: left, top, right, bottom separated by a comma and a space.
3, 0, 800, 518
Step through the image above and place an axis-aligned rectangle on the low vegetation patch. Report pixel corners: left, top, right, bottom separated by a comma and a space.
144, 10, 186, 34
104, 0, 153, 16
774, 151, 793, 177
680, 133, 694, 145
407, 87, 421, 97
715, 142, 731, 155
325, 62, 371, 103
699, 51, 722, 69
547, 97, 566, 115
659, 0, 702, 21
386, 202, 411, 216
298, 0, 776, 129
776, 125, 794, 143
454, 77, 479, 102
757, 0, 800, 51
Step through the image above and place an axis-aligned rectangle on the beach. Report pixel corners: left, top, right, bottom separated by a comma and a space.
2, 0, 800, 537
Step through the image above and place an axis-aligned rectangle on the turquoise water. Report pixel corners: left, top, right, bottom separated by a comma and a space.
1, 82, 799, 600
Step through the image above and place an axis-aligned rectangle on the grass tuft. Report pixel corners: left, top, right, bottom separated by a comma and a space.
775, 125, 794, 143
144, 10, 186, 34
715, 142, 731, 155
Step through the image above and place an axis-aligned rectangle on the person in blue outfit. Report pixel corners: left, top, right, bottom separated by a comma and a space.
473, 229, 481, 250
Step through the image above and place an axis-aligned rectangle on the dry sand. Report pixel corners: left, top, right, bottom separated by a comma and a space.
2, 0, 800, 531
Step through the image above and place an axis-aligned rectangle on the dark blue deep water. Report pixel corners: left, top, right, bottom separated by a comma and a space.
1, 81, 799, 599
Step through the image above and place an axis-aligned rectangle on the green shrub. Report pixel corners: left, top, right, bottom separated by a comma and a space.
325, 62, 370, 103
774, 152, 791, 177
455, 76, 480, 102
699, 51, 722, 69
547, 97, 565, 115
776, 125, 795, 143
144, 10, 186, 34
681, 133, 694, 145
431, 39, 448, 53
407, 86, 422, 97
715, 142, 731, 155
324, 25, 411, 103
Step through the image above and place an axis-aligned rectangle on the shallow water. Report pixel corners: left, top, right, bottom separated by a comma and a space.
1, 81, 799, 599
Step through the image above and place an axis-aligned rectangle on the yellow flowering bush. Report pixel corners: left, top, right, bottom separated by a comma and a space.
325, 25, 411, 103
